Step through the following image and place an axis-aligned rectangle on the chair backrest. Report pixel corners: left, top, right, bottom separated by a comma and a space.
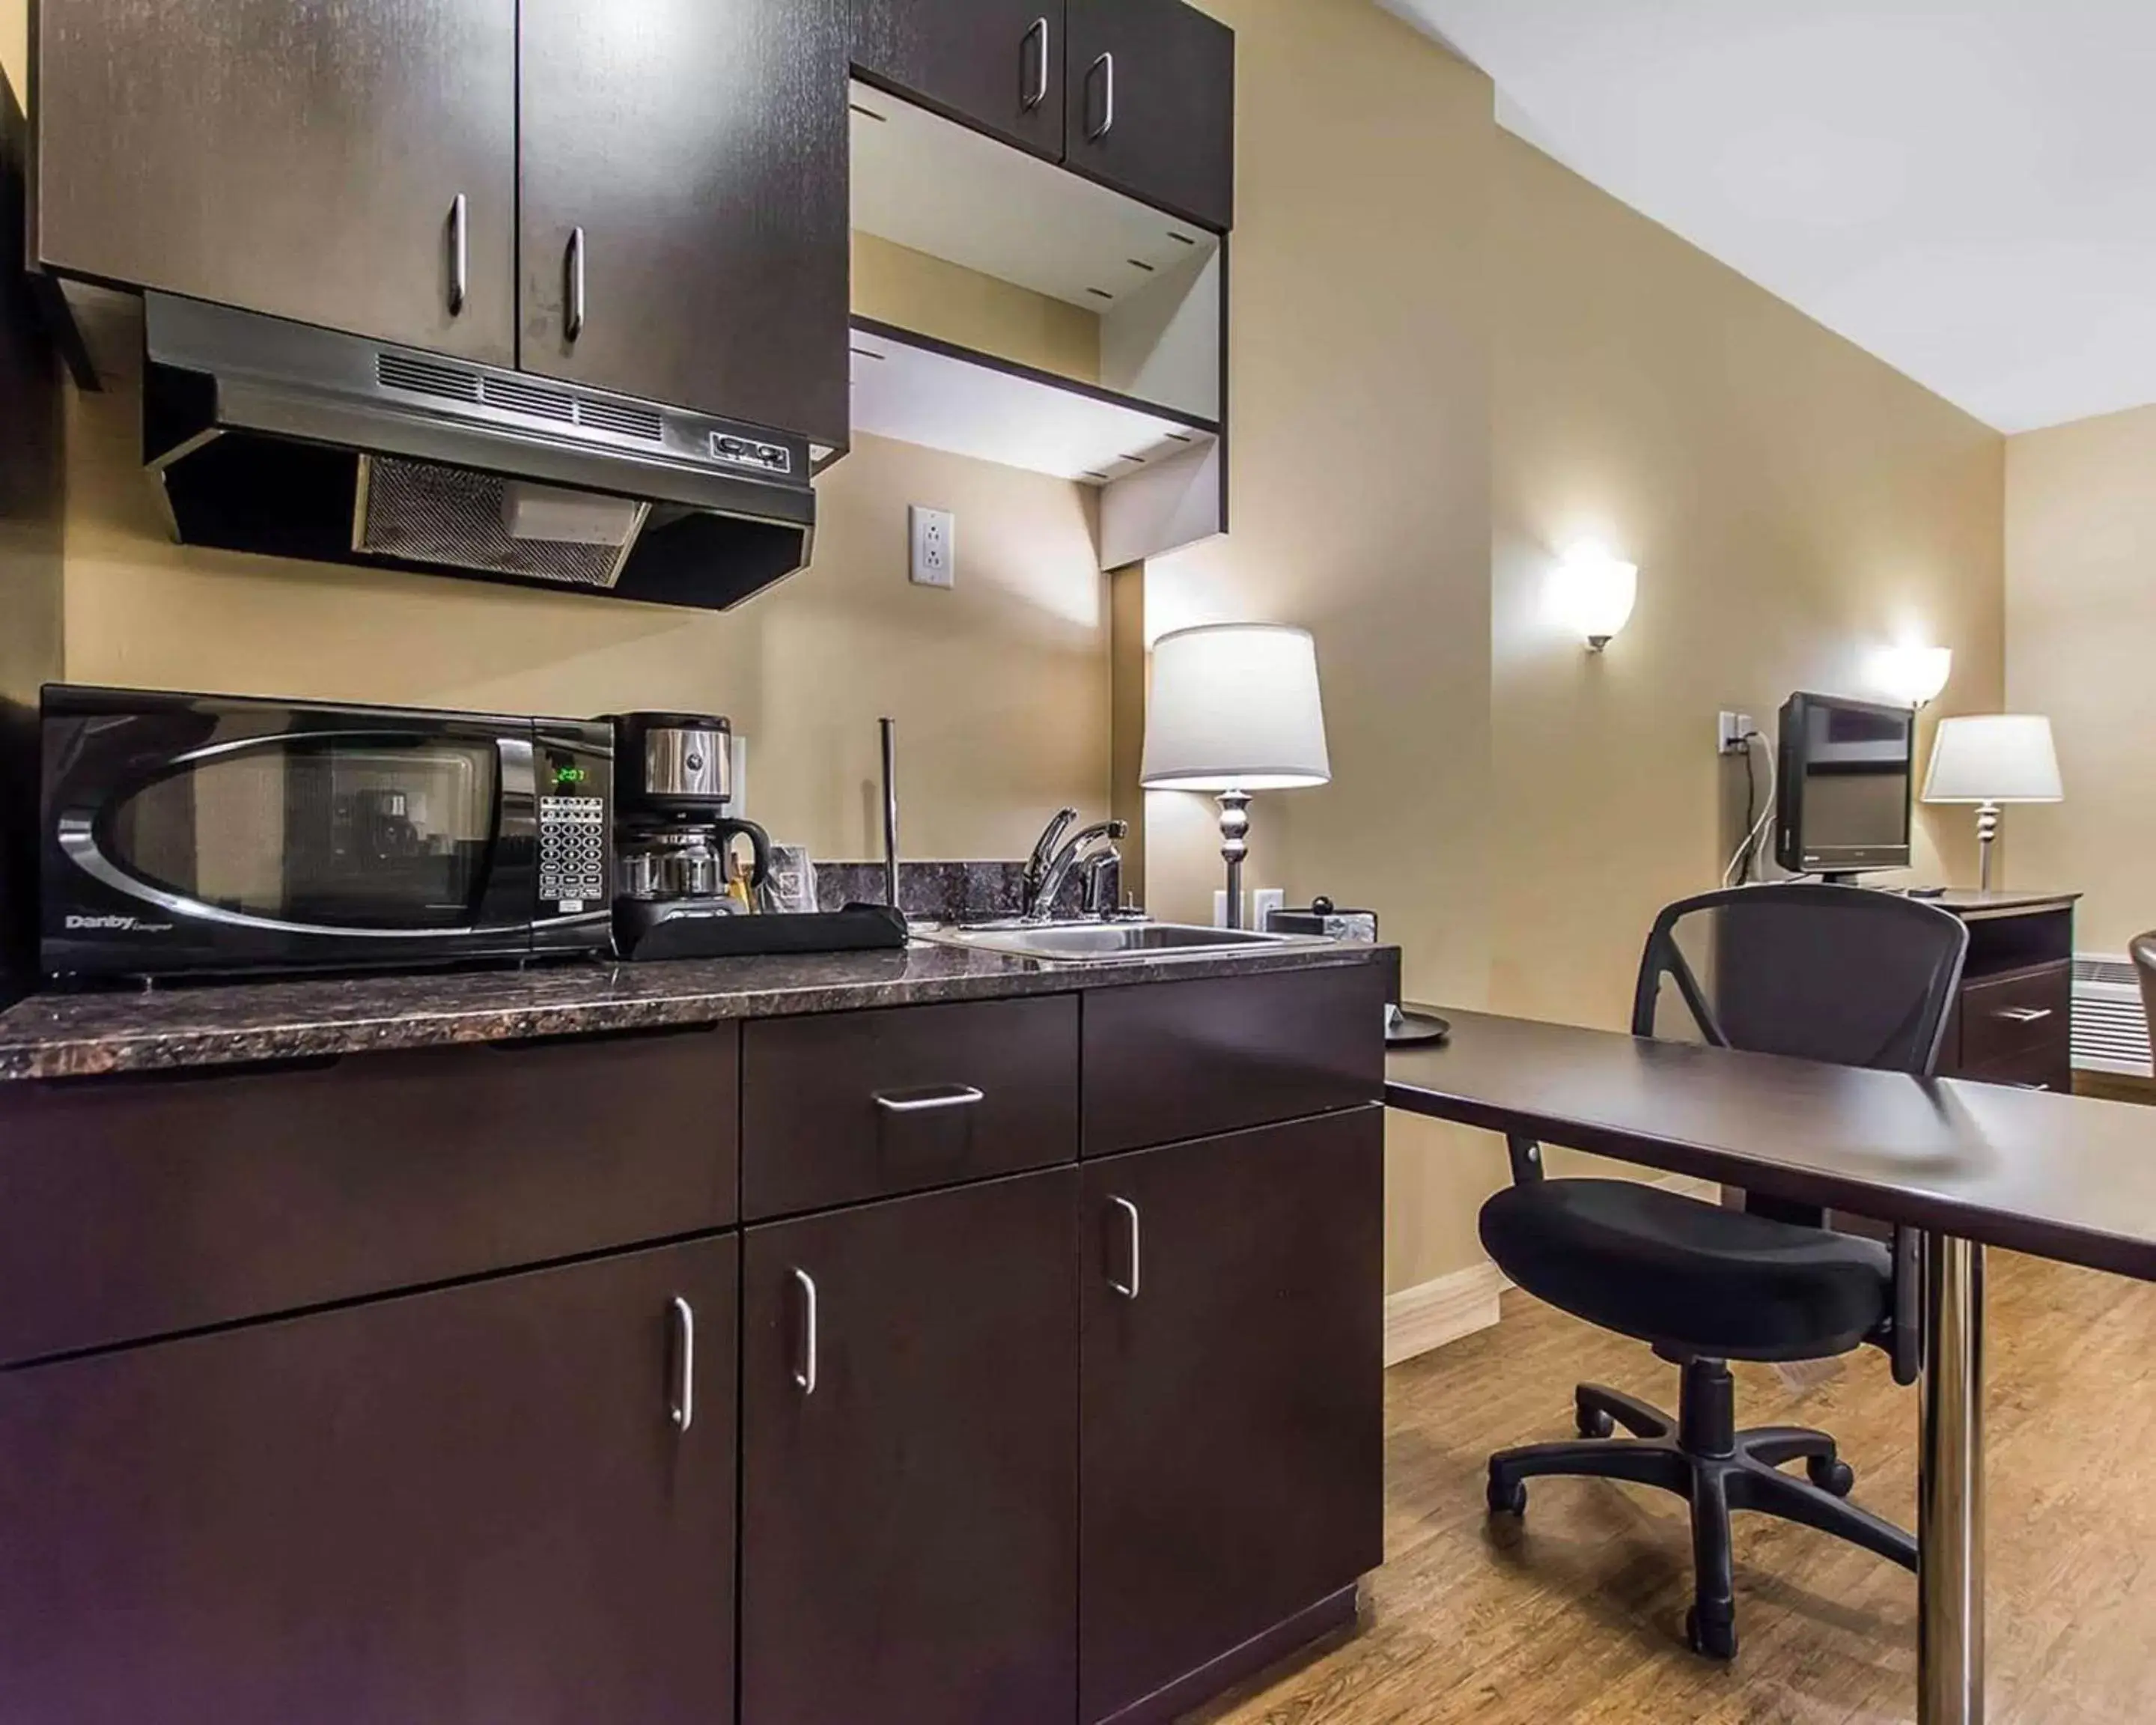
1633, 883, 1968, 1077
2134, 932, 2156, 1053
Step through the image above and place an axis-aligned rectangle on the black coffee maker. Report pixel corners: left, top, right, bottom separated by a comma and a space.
607, 711, 771, 959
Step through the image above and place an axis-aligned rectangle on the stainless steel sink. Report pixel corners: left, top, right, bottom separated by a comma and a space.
917, 919, 1334, 966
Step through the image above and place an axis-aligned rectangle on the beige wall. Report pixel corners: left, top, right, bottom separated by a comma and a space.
1138, 3, 2006, 1292
1488, 136, 2004, 1030
1142, 0, 1502, 1291
853, 231, 1100, 384
2005, 405, 2156, 953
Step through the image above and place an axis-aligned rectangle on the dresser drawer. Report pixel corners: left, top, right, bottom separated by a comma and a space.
1957, 963, 2071, 1072
1082, 964, 1388, 1157
0, 1027, 740, 1366
1959, 1041, 2072, 1095
742, 996, 1079, 1220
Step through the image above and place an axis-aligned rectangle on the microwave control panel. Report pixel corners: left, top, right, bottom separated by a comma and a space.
539, 795, 608, 910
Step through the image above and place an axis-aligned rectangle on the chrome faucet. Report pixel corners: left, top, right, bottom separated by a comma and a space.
1021, 809, 1128, 921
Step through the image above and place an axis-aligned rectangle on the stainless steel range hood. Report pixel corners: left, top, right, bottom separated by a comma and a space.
141, 294, 817, 611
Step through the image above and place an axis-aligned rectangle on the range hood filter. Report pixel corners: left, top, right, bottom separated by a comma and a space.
353, 457, 650, 590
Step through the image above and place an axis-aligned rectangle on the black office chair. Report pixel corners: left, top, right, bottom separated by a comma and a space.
1479, 883, 1967, 1659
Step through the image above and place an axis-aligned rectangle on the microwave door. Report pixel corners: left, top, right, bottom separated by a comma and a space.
67, 729, 539, 943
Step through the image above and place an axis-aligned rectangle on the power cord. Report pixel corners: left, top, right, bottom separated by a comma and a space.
1722, 729, 1775, 888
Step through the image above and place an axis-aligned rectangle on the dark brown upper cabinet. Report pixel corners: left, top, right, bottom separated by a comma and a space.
30, 0, 519, 367
1065, 0, 1235, 234
852, 0, 1067, 160
0, 1238, 740, 1725
520, 0, 851, 448
741, 1169, 1079, 1724
1079, 1110, 1384, 1723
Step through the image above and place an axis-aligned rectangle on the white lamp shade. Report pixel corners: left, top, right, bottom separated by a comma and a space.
1922, 715, 2063, 804
1140, 623, 1331, 792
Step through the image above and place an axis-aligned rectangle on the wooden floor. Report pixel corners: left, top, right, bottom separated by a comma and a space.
1197, 1252, 2156, 1724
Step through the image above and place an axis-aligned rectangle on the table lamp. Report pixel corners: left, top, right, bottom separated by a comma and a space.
1140, 623, 1330, 928
1922, 715, 2062, 893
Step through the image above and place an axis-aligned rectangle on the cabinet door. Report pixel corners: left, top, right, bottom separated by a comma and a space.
33, 0, 516, 365
853, 0, 1066, 159
742, 1169, 1078, 1724
1064, 0, 1234, 232
521, 0, 850, 445
1080, 1109, 1383, 1723
0, 1238, 738, 1725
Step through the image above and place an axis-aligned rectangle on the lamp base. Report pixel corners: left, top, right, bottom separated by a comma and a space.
1976, 802, 2000, 894
1216, 791, 1250, 930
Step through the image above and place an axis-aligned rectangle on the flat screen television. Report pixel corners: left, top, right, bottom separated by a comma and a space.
1773, 693, 1914, 877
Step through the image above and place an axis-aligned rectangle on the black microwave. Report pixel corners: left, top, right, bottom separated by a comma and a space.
38, 685, 615, 982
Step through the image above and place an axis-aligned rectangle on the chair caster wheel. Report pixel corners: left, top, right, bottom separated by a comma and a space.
1686, 1607, 1738, 1661
1806, 1454, 1855, 1497
1487, 1476, 1527, 1517
1575, 1405, 1616, 1439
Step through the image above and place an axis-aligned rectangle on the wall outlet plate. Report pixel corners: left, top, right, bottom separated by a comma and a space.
1251, 887, 1285, 929
1717, 711, 1756, 755
909, 504, 954, 588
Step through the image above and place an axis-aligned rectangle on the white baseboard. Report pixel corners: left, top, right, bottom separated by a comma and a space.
1383, 1171, 1722, 1367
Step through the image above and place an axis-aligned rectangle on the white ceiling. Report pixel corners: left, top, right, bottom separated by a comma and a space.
1383, 0, 2156, 432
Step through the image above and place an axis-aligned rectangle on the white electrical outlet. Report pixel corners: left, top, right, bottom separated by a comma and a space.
909, 505, 954, 588
1251, 887, 1286, 930
1717, 711, 1756, 755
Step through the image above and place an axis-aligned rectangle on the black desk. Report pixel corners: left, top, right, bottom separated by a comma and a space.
1387, 1007, 2156, 1725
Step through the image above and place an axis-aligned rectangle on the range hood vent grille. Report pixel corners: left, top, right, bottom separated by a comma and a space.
353, 456, 646, 589
373, 353, 666, 445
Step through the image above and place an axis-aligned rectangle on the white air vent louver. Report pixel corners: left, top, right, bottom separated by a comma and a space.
2071, 953, 2152, 1077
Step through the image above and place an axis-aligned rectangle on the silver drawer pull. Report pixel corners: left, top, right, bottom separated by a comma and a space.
446, 193, 469, 316
874, 1084, 985, 1116
1109, 1196, 1141, 1299
1993, 1006, 2054, 1023
1024, 16, 1050, 110
793, 1268, 819, 1395
669, 1296, 695, 1433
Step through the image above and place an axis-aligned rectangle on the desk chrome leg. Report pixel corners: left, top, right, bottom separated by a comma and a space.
1919, 1234, 1986, 1725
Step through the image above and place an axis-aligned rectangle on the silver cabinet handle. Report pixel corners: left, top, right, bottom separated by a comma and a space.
669, 1295, 695, 1433
1023, 16, 1051, 110
1086, 52, 1115, 140
447, 193, 469, 316
874, 1084, 985, 1116
793, 1268, 819, 1394
1109, 1196, 1141, 1299
1993, 1006, 2053, 1023
565, 225, 587, 342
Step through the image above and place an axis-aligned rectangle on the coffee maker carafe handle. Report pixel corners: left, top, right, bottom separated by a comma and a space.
713, 819, 772, 891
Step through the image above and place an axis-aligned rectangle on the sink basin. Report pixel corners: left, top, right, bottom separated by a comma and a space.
918, 919, 1334, 966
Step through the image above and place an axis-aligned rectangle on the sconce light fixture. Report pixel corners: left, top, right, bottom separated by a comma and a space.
1550, 542, 1639, 652
1875, 643, 1953, 710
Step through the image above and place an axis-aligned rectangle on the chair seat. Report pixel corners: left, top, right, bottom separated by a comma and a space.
1479, 1179, 1892, 1361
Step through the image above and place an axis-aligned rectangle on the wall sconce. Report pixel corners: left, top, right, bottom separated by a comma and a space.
1549, 542, 1639, 652
1874, 644, 1953, 710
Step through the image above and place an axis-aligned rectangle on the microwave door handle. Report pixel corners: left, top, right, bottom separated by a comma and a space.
475, 734, 543, 930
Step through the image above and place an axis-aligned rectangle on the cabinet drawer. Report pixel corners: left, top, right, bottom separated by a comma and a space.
0, 1028, 739, 1366
1082, 964, 1386, 1156
742, 996, 1079, 1219
1958, 964, 2071, 1071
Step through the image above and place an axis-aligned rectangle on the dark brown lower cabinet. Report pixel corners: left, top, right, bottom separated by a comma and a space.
1080, 1107, 1385, 1724
741, 1167, 1079, 1724
0, 1236, 739, 1725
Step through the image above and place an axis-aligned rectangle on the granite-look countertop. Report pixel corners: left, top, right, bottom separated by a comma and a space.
0, 940, 1389, 1083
